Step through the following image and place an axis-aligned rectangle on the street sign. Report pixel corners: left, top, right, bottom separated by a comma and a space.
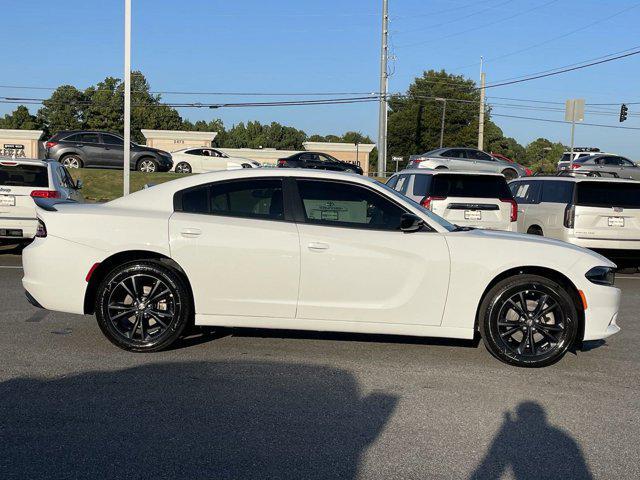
565, 99, 585, 122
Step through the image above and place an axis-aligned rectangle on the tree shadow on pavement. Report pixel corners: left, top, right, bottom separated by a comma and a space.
0, 361, 397, 480
469, 401, 592, 480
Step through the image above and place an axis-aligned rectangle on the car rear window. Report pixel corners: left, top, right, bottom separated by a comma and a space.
431, 174, 512, 199
576, 182, 640, 208
0, 164, 48, 187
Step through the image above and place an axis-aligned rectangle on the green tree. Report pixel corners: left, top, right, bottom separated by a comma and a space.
0, 105, 41, 130
523, 138, 565, 173
36, 85, 86, 137
83, 77, 123, 133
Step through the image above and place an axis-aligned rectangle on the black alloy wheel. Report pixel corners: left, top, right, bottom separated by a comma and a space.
95, 261, 192, 352
479, 274, 579, 367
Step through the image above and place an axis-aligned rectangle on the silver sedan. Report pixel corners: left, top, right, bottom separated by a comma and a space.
558, 154, 640, 180
407, 147, 528, 180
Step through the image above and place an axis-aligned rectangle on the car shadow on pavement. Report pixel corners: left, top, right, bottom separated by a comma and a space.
468, 401, 592, 480
0, 361, 397, 480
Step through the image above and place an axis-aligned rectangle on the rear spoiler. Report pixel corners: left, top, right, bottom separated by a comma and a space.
33, 197, 79, 212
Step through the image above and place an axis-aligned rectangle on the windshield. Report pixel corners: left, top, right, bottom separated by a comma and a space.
375, 180, 456, 231
0, 163, 48, 187
576, 182, 640, 208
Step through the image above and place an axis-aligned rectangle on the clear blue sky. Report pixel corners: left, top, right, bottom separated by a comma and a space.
2, 0, 639, 157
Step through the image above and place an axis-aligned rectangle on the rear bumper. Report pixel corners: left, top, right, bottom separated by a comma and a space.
566, 236, 640, 251
0, 217, 37, 239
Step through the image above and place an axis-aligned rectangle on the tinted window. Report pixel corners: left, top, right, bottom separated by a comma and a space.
0, 164, 48, 187
602, 156, 623, 166
386, 176, 399, 189
621, 157, 636, 166
560, 153, 571, 162
576, 182, 640, 208
431, 174, 512, 199
297, 180, 405, 230
80, 133, 100, 143
443, 149, 464, 158
185, 149, 203, 156
541, 181, 574, 203
299, 153, 315, 162
467, 150, 492, 161
412, 174, 432, 196
510, 181, 542, 204
178, 179, 284, 219
63, 134, 82, 142
102, 134, 124, 145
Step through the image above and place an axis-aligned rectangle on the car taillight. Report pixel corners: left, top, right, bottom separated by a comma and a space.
500, 198, 518, 222
35, 219, 47, 238
421, 196, 445, 210
570, 163, 581, 169
45, 141, 58, 149
277, 159, 287, 167
564, 204, 575, 228
30, 190, 61, 198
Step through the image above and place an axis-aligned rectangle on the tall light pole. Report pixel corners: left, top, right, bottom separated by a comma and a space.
436, 97, 447, 148
477, 56, 486, 151
123, 0, 132, 195
377, 0, 389, 177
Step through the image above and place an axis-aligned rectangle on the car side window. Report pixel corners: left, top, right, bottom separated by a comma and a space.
621, 157, 636, 166
602, 156, 623, 166
177, 179, 284, 220
468, 150, 492, 161
412, 174, 432, 196
386, 176, 399, 189
299, 153, 315, 162
443, 149, 462, 158
80, 133, 100, 143
540, 181, 574, 203
185, 149, 203, 156
63, 134, 82, 142
297, 179, 405, 231
102, 134, 124, 146
511, 181, 542, 204
394, 174, 410, 194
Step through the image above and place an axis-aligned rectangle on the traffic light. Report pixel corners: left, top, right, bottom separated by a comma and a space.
620, 104, 628, 122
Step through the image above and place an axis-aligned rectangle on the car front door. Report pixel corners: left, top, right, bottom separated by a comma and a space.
619, 157, 640, 180
100, 133, 125, 168
169, 178, 300, 319
467, 149, 499, 172
294, 178, 450, 326
56, 165, 83, 201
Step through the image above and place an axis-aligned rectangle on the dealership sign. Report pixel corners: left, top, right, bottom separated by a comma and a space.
2, 143, 26, 157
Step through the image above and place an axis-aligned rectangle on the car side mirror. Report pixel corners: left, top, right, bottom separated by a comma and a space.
75, 179, 83, 190
400, 213, 424, 233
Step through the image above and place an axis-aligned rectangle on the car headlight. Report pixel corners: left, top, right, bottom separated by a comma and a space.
585, 266, 616, 286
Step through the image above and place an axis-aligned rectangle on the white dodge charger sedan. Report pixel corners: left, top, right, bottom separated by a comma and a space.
170, 147, 260, 174
22, 170, 621, 367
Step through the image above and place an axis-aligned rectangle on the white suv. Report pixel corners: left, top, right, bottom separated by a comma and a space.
0, 158, 83, 244
387, 170, 517, 231
509, 175, 640, 266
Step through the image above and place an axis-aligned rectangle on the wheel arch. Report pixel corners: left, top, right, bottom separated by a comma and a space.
135, 155, 158, 169
83, 250, 194, 315
59, 151, 85, 165
474, 266, 585, 342
527, 224, 544, 235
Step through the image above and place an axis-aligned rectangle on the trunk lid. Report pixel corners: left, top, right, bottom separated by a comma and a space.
0, 162, 51, 220
431, 196, 512, 230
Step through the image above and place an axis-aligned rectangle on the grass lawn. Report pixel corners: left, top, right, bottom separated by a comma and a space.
68, 169, 188, 202
67, 169, 388, 203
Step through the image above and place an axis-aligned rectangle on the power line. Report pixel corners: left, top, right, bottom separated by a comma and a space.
491, 113, 640, 130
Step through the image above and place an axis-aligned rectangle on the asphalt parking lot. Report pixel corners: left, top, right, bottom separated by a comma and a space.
1, 249, 638, 480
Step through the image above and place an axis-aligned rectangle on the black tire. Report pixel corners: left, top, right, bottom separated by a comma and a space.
175, 162, 192, 174
502, 169, 518, 181
479, 274, 579, 367
137, 158, 158, 173
527, 226, 543, 236
95, 261, 192, 352
60, 154, 83, 169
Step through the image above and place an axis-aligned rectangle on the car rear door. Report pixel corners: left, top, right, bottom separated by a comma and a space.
0, 161, 50, 236
510, 180, 543, 233
74, 133, 106, 167
294, 178, 450, 326
99, 133, 125, 168
427, 174, 513, 230
169, 177, 300, 319
573, 181, 640, 241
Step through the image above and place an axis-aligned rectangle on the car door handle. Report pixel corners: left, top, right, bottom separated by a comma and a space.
308, 241, 329, 251
180, 228, 202, 238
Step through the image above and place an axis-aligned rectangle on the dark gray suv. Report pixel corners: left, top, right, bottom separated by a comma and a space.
45, 131, 173, 172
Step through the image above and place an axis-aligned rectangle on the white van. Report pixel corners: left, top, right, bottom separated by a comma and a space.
509, 176, 640, 265
387, 170, 517, 231
0, 158, 83, 245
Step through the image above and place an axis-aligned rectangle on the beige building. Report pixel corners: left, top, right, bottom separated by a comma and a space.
142, 129, 376, 175
0, 129, 44, 158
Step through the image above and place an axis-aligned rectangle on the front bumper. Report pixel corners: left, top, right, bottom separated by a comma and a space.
582, 284, 622, 341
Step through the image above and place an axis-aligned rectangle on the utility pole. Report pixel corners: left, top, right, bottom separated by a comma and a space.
477, 56, 486, 151
436, 98, 447, 148
377, 0, 389, 177
123, 0, 131, 195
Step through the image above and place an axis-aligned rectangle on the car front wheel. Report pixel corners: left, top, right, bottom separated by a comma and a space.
137, 158, 158, 173
479, 274, 579, 367
175, 162, 192, 174
95, 261, 192, 352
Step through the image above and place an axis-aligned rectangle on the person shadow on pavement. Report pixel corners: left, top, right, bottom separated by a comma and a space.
469, 401, 592, 480
0, 361, 397, 480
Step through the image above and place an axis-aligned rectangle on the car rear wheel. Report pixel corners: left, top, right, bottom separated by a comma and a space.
479, 274, 579, 367
502, 169, 518, 181
175, 162, 192, 174
137, 158, 158, 173
61, 155, 83, 169
95, 261, 192, 352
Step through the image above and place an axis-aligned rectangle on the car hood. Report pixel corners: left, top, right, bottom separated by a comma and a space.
136, 146, 171, 156
445, 227, 614, 267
